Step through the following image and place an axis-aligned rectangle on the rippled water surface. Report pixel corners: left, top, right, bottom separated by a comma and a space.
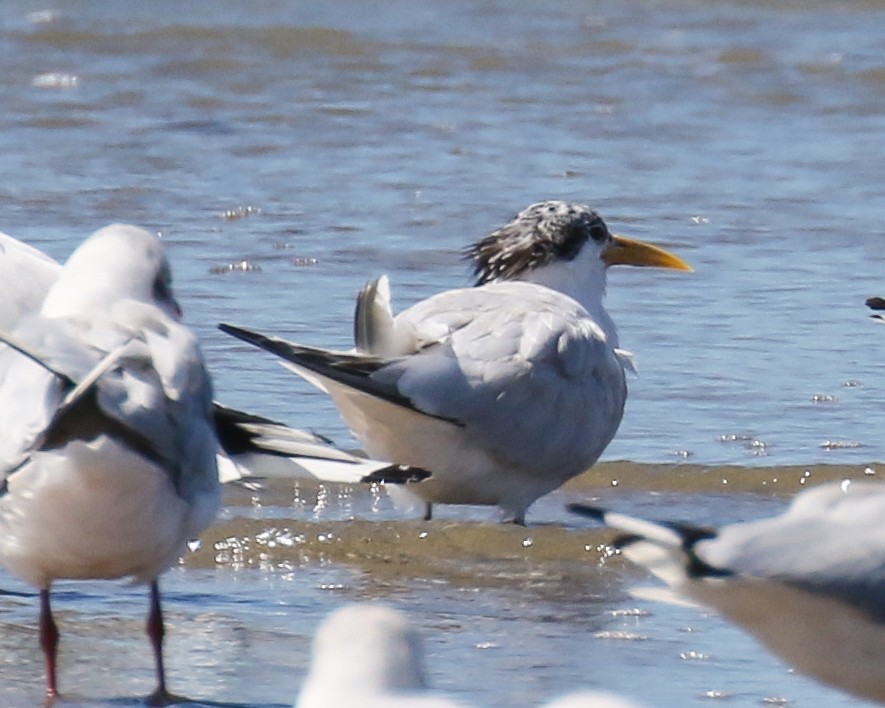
0, 1, 884, 706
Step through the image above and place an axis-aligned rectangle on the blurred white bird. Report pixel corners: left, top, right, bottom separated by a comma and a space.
569, 479, 885, 704
541, 691, 644, 708
0, 228, 407, 488
296, 604, 467, 708
221, 201, 691, 523
0, 224, 219, 702
298, 604, 644, 708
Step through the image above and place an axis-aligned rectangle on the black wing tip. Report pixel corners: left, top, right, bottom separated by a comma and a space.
219, 322, 285, 349
218, 322, 260, 341
213, 402, 282, 456
213, 401, 281, 428
664, 520, 719, 546
361, 465, 431, 485
865, 296, 885, 311
568, 503, 731, 578
219, 323, 310, 364
566, 502, 607, 523
610, 532, 642, 549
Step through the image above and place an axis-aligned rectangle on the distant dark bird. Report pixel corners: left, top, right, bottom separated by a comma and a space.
867, 296, 885, 322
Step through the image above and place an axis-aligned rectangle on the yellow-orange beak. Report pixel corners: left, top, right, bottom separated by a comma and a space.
602, 235, 692, 271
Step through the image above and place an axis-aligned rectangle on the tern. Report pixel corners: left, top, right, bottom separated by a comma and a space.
0, 224, 219, 702
221, 201, 691, 523
569, 479, 885, 704
0, 228, 406, 488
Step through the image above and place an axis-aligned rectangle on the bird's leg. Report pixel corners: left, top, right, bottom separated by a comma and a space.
39, 589, 59, 699
146, 580, 170, 706
423, 502, 433, 521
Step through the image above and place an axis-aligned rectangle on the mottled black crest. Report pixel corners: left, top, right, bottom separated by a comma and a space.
464, 201, 610, 285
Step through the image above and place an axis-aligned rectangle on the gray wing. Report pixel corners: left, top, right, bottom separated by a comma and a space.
0, 304, 218, 501
698, 481, 885, 621
573, 481, 885, 623
224, 280, 627, 475
380, 282, 627, 472
0, 231, 60, 330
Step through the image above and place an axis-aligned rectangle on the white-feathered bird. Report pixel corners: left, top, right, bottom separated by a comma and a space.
569, 479, 885, 704
0, 228, 406, 488
0, 231, 60, 330
296, 603, 467, 708
541, 691, 644, 708
0, 224, 220, 701
221, 201, 691, 523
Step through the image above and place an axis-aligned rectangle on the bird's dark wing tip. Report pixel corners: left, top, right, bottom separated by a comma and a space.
865, 296, 885, 311
218, 322, 257, 341
566, 502, 607, 523
361, 465, 431, 485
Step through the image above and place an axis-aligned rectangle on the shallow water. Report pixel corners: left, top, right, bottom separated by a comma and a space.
0, 0, 884, 706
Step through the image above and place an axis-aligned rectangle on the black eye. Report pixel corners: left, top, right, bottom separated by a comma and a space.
556, 221, 590, 260
588, 223, 608, 242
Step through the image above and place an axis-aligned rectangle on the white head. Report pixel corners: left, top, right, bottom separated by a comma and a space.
297, 604, 428, 708
41, 224, 181, 321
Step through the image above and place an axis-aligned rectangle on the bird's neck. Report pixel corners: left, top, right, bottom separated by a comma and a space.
518, 261, 619, 347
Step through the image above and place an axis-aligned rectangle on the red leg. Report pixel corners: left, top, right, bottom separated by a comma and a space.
146, 580, 168, 704
39, 588, 59, 698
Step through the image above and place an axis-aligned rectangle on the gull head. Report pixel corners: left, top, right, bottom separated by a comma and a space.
297, 604, 427, 706
41, 224, 183, 321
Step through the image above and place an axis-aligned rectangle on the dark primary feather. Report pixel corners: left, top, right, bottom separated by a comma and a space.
567, 502, 730, 579
464, 201, 610, 285
218, 323, 463, 426
212, 402, 333, 457
565, 503, 607, 524
213, 402, 431, 483
361, 465, 432, 484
